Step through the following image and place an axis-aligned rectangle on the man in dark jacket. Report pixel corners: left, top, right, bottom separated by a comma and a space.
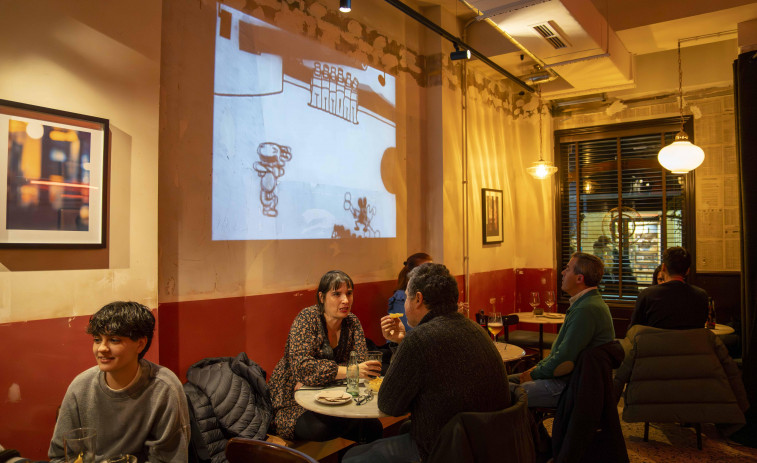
343, 263, 511, 462
630, 246, 709, 330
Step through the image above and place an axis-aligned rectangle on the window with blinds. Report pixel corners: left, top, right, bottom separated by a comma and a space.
555, 117, 694, 302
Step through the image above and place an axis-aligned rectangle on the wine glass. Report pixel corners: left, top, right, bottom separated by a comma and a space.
487, 312, 503, 342
529, 291, 542, 315
544, 291, 555, 313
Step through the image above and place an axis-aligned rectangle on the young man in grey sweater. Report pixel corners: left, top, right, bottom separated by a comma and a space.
48, 302, 190, 463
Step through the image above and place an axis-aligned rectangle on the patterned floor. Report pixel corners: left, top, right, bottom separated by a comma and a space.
545, 406, 757, 462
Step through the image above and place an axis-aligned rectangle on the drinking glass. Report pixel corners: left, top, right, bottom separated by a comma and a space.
529, 291, 542, 315
64, 428, 96, 463
544, 291, 555, 313
487, 312, 503, 342
367, 351, 383, 378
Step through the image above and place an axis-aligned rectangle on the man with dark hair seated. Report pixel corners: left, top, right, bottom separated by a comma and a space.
630, 246, 709, 330
343, 263, 511, 463
511, 252, 616, 408
48, 301, 190, 463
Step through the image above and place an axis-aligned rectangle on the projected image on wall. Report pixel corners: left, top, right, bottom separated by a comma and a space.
212, 4, 397, 240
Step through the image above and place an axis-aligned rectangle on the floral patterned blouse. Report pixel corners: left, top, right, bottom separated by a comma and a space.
268, 305, 368, 439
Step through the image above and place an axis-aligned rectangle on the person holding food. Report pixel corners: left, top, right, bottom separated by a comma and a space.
48, 302, 190, 463
343, 263, 510, 462
388, 253, 432, 331
268, 270, 383, 442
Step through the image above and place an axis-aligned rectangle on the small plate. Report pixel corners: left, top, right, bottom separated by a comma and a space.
315, 391, 352, 405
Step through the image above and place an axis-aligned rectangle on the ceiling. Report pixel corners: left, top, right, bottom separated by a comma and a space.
445, 0, 757, 98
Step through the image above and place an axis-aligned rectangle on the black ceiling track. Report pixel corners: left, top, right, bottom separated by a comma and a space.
383, 0, 535, 93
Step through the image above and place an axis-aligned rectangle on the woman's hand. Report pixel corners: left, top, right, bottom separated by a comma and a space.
381, 315, 406, 344
359, 360, 382, 379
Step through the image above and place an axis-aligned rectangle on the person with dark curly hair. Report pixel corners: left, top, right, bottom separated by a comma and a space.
343, 263, 510, 462
48, 301, 190, 463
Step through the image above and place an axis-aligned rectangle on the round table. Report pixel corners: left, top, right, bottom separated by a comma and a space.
494, 341, 526, 362
295, 384, 386, 419
512, 311, 565, 359
709, 323, 735, 336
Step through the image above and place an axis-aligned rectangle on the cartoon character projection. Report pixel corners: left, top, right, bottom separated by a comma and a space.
343, 192, 379, 237
253, 142, 292, 217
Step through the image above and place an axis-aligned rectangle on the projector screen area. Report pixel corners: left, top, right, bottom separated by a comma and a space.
212, 4, 397, 241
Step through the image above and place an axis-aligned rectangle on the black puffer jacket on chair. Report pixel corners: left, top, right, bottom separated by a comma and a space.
184, 352, 273, 463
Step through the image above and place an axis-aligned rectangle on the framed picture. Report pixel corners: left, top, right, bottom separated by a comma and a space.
481, 188, 503, 244
0, 99, 109, 248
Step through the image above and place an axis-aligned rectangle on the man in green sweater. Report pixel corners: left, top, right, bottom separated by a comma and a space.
513, 252, 615, 407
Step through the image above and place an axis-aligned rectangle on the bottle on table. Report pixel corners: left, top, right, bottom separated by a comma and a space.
346, 351, 360, 396
706, 297, 717, 329
476, 309, 488, 331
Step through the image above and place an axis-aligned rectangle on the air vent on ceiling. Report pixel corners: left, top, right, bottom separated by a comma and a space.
532, 20, 570, 49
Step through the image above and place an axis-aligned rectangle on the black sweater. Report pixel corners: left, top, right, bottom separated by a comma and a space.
630, 280, 708, 330
378, 311, 511, 460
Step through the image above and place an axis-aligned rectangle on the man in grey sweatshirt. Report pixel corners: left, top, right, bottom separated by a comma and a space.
48, 302, 190, 463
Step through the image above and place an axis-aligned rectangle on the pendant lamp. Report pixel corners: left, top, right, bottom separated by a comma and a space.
657, 42, 704, 174
527, 87, 558, 179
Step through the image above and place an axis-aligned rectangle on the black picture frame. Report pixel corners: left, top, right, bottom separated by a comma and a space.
482, 188, 503, 244
0, 99, 109, 248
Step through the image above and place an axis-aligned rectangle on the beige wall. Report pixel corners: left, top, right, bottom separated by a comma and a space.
554, 39, 739, 272
0, 0, 161, 323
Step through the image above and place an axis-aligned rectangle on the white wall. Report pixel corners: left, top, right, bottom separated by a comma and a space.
0, 0, 161, 322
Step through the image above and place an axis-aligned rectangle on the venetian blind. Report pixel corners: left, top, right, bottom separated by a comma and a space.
556, 118, 694, 302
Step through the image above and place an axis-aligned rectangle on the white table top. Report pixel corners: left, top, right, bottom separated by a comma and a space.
494, 341, 526, 361
709, 323, 735, 336
295, 384, 387, 419
512, 311, 566, 324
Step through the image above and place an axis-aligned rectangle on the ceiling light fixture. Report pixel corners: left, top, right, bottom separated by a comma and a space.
339, 0, 351, 13
527, 87, 558, 180
657, 41, 704, 174
450, 43, 471, 61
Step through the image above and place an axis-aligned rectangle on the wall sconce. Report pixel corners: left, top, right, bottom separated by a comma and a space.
339, 0, 351, 13
450, 43, 471, 61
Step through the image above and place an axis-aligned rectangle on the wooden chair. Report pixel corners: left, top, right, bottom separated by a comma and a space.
226, 437, 319, 463
502, 314, 541, 373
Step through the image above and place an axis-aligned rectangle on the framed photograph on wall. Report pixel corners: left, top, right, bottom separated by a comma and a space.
0, 99, 109, 248
481, 188, 503, 244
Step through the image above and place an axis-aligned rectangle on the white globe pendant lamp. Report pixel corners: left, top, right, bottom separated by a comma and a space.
658, 41, 705, 174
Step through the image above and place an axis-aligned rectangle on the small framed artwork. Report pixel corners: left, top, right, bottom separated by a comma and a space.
0, 99, 109, 248
481, 188, 503, 244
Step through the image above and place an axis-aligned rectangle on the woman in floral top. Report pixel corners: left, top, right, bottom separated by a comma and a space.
268, 270, 383, 441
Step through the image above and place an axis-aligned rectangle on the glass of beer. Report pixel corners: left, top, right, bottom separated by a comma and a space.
487, 312, 503, 342
64, 428, 96, 463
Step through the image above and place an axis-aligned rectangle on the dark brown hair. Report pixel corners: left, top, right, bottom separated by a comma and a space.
86, 301, 155, 359
316, 270, 354, 312
396, 252, 432, 290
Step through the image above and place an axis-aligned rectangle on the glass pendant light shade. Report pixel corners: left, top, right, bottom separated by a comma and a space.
527, 160, 558, 179
658, 41, 704, 174
528, 85, 558, 180
657, 130, 705, 174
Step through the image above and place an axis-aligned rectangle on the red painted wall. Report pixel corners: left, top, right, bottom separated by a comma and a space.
0, 269, 554, 459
